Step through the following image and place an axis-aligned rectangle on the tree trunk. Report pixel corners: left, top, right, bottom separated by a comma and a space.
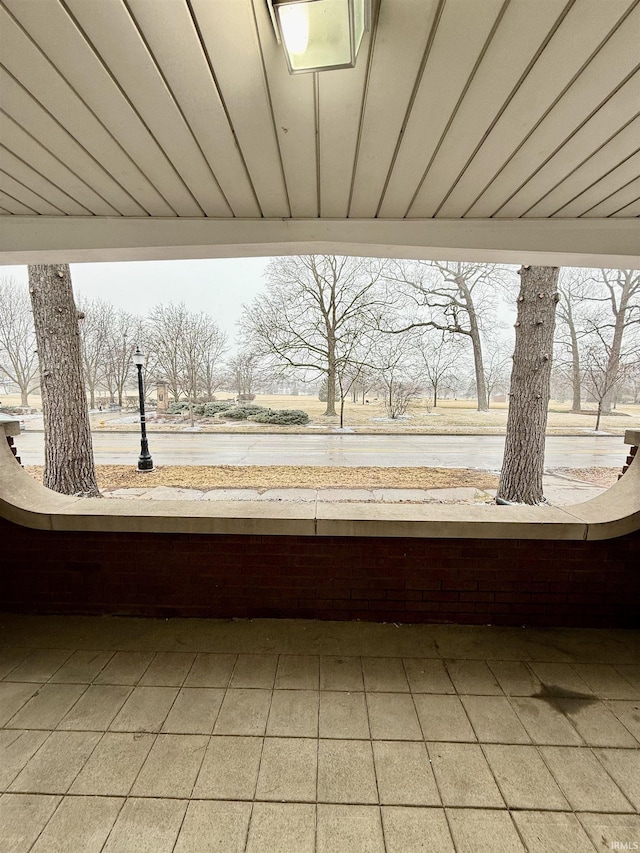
28, 264, 100, 497
497, 266, 559, 505
433, 385, 438, 409
20, 388, 29, 406
565, 306, 581, 412
601, 298, 626, 414
324, 358, 337, 416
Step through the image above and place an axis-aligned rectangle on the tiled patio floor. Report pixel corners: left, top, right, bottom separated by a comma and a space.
0, 615, 639, 852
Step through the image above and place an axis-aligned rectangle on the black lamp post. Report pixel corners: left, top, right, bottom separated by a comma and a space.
132, 347, 154, 472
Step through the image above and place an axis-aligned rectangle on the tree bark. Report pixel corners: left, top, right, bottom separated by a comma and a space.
28, 264, 100, 497
497, 266, 559, 505
568, 312, 581, 412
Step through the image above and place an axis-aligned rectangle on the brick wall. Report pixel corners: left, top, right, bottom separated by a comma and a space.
0, 516, 638, 627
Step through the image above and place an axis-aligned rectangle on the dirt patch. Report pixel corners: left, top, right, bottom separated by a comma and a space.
549, 467, 621, 488
25, 465, 501, 492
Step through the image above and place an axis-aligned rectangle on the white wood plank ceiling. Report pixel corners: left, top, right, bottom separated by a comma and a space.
0, 0, 639, 263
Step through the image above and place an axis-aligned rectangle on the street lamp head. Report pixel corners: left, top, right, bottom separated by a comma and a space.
132, 346, 145, 367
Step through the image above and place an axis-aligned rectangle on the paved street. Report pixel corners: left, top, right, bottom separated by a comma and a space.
15, 431, 628, 469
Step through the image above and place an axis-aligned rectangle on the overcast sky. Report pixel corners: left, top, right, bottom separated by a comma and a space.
0, 258, 271, 345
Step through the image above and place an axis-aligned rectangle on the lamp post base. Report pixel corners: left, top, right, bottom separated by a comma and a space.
137, 455, 155, 472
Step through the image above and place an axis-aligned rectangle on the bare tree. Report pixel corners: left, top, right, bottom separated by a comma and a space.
145, 303, 226, 405
27, 264, 100, 497
382, 260, 513, 411
76, 296, 114, 409
103, 310, 140, 407
373, 333, 422, 420
584, 269, 640, 414
0, 276, 39, 406
555, 268, 596, 412
497, 266, 560, 505
483, 338, 512, 405
414, 330, 466, 409
241, 255, 388, 416
226, 350, 269, 398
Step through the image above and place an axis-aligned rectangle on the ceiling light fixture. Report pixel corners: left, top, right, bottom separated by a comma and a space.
267, 0, 371, 74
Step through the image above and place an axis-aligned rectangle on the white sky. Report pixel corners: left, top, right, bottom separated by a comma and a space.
0, 258, 271, 346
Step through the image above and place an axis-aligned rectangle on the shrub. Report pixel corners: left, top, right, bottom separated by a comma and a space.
250, 408, 309, 425
223, 404, 266, 420
237, 393, 256, 402
203, 401, 233, 416
167, 401, 190, 414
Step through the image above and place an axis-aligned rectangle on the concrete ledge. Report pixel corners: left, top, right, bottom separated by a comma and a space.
1, 419, 638, 540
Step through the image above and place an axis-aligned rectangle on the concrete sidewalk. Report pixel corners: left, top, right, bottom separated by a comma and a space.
1, 615, 639, 852
103, 473, 607, 506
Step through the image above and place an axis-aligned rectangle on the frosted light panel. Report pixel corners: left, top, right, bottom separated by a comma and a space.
278, 0, 352, 72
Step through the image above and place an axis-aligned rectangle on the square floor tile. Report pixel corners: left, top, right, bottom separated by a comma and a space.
246, 803, 315, 853
428, 743, 504, 807
403, 659, 455, 694
174, 801, 251, 853
445, 661, 502, 695
540, 746, 634, 811
49, 650, 114, 684
317, 804, 384, 853
366, 693, 422, 740
362, 658, 409, 692
382, 806, 455, 853
487, 661, 541, 696
214, 688, 272, 736
109, 686, 178, 733
6, 684, 87, 730
613, 665, 640, 692
529, 663, 594, 697
102, 797, 186, 853
483, 744, 569, 809
373, 741, 440, 805
193, 736, 262, 799
414, 695, 476, 742
229, 654, 278, 688
0, 729, 50, 790
594, 748, 640, 812
446, 809, 525, 853
275, 656, 319, 689
30, 795, 123, 853
557, 698, 638, 747
0, 793, 60, 853
513, 811, 599, 853
139, 652, 195, 687
267, 689, 318, 737
319, 691, 369, 739
94, 652, 154, 686
58, 685, 131, 731
9, 649, 73, 683
606, 700, 640, 742
0, 647, 33, 680
461, 696, 530, 743
320, 657, 363, 691
161, 688, 224, 734
578, 813, 640, 852
9, 730, 101, 794
318, 740, 378, 804
131, 734, 208, 798
69, 732, 155, 796
184, 653, 237, 687
256, 739, 318, 801
572, 664, 640, 699
0, 682, 40, 726
510, 697, 583, 745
